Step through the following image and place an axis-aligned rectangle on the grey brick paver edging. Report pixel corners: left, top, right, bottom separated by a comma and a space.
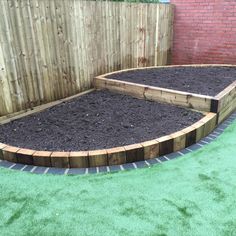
0, 111, 235, 176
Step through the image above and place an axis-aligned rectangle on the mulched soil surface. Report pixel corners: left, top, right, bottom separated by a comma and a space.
0, 90, 203, 151
107, 66, 236, 96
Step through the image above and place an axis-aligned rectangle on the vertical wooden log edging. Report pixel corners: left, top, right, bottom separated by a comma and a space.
141, 140, 159, 159
170, 131, 186, 152
69, 151, 89, 168
16, 148, 35, 165
51, 152, 70, 168
107, 147, 126, 166
33, 151, 52, 167
2, 146, 20, 163
88, 150, 108, 167
157, 135, 174, 156
124, 144, 144, 163
182, 126, 197, 147
0, 113, 226, 169
0, 143, 7, 160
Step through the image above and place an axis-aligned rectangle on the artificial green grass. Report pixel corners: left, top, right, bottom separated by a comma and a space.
0, 121, 236, 236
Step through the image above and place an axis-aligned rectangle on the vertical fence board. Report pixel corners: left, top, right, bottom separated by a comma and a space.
0, 0, 174, 117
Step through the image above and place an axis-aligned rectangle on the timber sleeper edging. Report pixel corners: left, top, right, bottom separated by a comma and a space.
33, 151, 52, 167
0, 111, 235, 175
94, 76, 214, 112
0, 112, 217, 168
0, 64, 235, 169
94, 64, 236, 119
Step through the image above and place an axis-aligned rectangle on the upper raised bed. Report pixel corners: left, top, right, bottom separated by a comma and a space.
94, 65, 236, 123
105, 66, 236, 96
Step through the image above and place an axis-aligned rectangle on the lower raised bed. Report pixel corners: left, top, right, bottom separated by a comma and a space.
0, 112, 216, 168
0, 89, 217, 168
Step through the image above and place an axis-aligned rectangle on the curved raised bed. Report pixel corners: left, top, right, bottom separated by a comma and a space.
94, 64, 236, 122
0, 110, 216, 168
0, 65, 235, 169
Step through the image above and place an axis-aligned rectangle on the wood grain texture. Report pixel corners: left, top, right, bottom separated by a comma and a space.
2, 146, 20, 162
0, 143, 7, 159
0, 111, 222, 167
141, 140, 159, 159
183, 126, 197, 147
69, 151, 89, 168
202, 113, 217, 136
16, 148, 35, 165
107, 147, 127, 165
216, 81, 236, 124
94, 75, 213, 112
192, 121, 205, 142
88, 150, 108, 167
124, 144, 144, 163
157, 135, 174, 156
33, 151, 52, 167
0, 1, 174, 117
170, 131, 186, 152
51, 152, 70, 168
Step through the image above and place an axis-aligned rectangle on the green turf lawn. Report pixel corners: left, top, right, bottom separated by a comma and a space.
0, 120, 236, 236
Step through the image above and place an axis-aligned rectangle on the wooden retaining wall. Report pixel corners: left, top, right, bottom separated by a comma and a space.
0, 112, 217, 168
214, 81, 236, 124
94, 76, 213, 112
0, 0, 174, 117
0, 65, 234, 168
94, 65, 236, 119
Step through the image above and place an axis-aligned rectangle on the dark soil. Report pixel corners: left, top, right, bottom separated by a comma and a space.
0, 90, 203, 151
107, 66, 236, 96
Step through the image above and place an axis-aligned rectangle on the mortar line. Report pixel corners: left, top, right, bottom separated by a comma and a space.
44, 168, 49, 174
20, 165, 28, 171
9, 163, 16, 169
163, 156, 170, 160
30, 166, 37, 173
132, 163, 137, 169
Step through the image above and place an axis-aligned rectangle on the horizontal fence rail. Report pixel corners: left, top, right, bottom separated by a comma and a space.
0, 0, 174, 116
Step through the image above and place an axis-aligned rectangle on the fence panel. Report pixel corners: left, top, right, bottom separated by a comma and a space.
0, 0, 174, 116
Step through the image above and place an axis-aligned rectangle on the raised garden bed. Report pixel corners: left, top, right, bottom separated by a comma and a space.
0, 89, 216, 168
94, 65, 236, 118
0, 90, 203, 151
1, 65, 234, 169
106, 66, 236, 96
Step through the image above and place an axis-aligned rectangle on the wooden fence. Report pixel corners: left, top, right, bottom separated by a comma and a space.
0, 0, 174, 116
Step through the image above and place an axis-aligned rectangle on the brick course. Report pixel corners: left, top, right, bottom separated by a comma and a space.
171, 0, 236, 64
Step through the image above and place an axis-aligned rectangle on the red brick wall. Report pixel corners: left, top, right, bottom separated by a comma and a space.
171, 0, 236, 64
